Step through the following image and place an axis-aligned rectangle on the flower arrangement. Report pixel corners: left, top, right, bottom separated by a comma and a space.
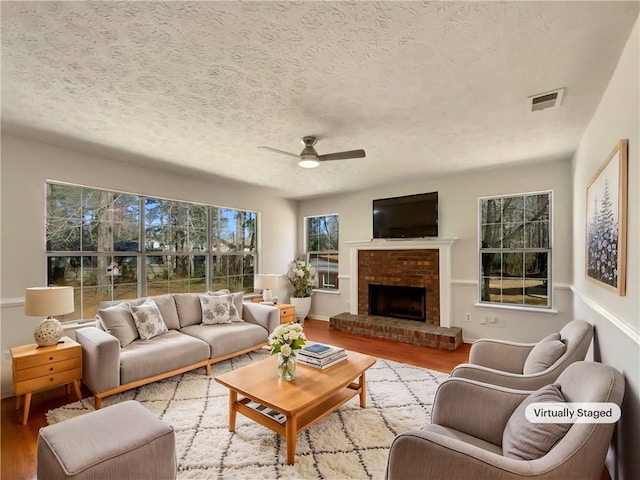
285, 258, 315, 298
268, 322, 307, 357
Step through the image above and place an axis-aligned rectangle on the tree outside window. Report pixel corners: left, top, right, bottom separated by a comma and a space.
305, 215, 339, 290
479, 192, 551, 308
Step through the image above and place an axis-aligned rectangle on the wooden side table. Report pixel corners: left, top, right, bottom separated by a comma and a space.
276, 303, 295, 324
10, 336, 82, 425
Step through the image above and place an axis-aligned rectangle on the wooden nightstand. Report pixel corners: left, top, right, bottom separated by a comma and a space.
276, 303, 295, 324
10, 336, 82, 425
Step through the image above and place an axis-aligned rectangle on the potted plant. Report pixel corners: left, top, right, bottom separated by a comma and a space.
285, 258, 315, 323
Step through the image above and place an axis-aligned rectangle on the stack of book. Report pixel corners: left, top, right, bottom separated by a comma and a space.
298, 343, 348, 369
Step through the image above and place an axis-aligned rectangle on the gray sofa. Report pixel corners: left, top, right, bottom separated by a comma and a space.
75, 291, 280, 408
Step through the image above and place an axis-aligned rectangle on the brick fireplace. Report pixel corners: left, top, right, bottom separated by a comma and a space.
358, 249, 440, 325
347, 239, 455, 327
333, 239, 460, 349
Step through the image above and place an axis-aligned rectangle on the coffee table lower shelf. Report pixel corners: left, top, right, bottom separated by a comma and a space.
236, 380, 361, 435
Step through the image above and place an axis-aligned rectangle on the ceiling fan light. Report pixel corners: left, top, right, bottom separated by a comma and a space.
298, 158, 320, 168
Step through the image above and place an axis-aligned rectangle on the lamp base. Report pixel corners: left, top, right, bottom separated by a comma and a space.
34, 317, 63, 347
262, 289, 274, 302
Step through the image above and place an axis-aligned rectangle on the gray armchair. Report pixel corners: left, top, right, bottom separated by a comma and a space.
386, 361, 624, 480
450, 320, 593, 390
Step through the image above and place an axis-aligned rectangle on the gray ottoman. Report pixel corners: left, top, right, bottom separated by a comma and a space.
37, 400, 176, 480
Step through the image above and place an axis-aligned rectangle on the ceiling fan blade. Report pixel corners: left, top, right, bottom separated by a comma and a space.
318, 149, 366, 162
257, 146, 299, 158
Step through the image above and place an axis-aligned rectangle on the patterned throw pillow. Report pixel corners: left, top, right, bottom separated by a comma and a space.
130, 299, 168, 340
206, 291, 243, 322
200, 294, 240, 324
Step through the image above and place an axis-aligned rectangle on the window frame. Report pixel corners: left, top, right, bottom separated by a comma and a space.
477, 190, 553, 310
304, 214, 339, 292
45, 181, 258, 320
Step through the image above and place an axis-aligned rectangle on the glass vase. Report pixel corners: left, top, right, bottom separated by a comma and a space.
277, 352, 297, 381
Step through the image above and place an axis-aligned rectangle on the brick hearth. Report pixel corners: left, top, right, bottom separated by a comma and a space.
330, 313, 462, 350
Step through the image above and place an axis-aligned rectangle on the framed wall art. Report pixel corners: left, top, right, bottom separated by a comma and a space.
585, 139, 628, 295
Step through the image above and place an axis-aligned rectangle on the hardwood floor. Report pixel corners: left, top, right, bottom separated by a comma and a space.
1, 319, 471, 479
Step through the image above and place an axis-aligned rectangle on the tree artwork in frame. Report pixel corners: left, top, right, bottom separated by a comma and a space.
585, 139, 628, 295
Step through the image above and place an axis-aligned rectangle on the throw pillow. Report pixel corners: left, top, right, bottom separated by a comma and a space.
207, 290, 243, 322
130, 299, 168, 340
97, 302, 139, 348
523, 333, 567, 374
502, 384, 572, 460
200, 294, 236, 324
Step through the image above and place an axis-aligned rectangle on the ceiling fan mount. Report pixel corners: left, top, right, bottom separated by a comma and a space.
259, 136, 365, 169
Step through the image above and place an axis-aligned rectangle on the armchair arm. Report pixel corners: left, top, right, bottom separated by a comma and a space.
468, 339, 535, 372
75, 327, 120, 394
431, 378, 530, 446
242, 302, 280, 334
386, 428, 536, 480
450, 363, 566, 390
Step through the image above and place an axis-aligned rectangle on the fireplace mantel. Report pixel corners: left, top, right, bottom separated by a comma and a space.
347, 238, 456, 327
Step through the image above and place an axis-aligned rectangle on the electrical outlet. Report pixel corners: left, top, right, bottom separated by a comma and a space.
346, 300, 350, 308
489, 316, 497, 324
2, 350, 10, 361
464, 312, 472, 322
479, 316, 487, 325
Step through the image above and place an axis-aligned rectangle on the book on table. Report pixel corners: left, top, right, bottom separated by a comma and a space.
298, 349, 348, 366
300, 343, 345, 359
298, 351, 348, 370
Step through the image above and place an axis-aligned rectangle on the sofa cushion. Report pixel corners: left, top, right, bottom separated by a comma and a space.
97, 303, 139, 348
180, 322, 268, 358
502, 384, 571, 460
200, 294, 235, 324
523, 333, 566, 374
149, 294, 180, 330
130, 299, 168, 340
119, 330, 209, 384
174, 293, 202, 327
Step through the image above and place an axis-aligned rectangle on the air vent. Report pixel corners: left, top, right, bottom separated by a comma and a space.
529, 88, 565, 112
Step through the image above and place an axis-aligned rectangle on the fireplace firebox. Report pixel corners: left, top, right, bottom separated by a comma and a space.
369, 284, 426, 322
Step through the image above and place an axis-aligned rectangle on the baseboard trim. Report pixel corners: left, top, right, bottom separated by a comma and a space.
572, 287, 640, 347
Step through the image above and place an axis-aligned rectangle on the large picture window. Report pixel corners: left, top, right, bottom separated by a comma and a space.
479, 192, 551, 308
305, 214, 339, 290
46, 183, 257, 320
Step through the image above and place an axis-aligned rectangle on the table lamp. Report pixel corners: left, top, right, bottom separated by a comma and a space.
25, 286, 74, 347
254, 274, 279, 303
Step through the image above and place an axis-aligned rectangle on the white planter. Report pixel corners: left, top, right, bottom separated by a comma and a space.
289, 296, 312, 323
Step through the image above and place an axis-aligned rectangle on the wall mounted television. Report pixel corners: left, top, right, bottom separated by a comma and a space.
373, 191, 438, 239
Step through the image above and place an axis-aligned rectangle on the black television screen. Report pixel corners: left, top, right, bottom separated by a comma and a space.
373, 192, 438, 239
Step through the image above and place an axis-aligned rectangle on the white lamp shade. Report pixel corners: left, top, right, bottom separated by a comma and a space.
25, 287, 74, 317
254, 274, 280, 290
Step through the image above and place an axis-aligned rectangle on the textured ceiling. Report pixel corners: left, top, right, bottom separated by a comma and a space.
1, 2, 638, 199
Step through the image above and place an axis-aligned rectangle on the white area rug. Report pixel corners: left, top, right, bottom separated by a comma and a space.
47, 349, 448, 479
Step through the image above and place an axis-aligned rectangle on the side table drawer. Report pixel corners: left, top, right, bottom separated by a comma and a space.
14, 347, 81, 370
279, 307, 294, 319
14, 368, 82, 396
14, 357, 82, 382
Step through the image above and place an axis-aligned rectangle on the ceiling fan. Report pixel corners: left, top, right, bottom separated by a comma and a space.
258, 136, 366, 169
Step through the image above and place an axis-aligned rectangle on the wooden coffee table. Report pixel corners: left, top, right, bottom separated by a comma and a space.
214, 350, 376, 465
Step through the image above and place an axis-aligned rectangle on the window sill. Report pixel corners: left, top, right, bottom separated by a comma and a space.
312, 289, 341, 296
474, 302, 558, 314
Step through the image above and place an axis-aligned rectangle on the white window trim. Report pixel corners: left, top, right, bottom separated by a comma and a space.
477, 190, 553, 310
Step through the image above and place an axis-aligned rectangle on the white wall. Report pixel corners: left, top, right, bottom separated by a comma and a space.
0, 134, 298, 398
298, 157, 574, 343
572, 17, 639, 480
